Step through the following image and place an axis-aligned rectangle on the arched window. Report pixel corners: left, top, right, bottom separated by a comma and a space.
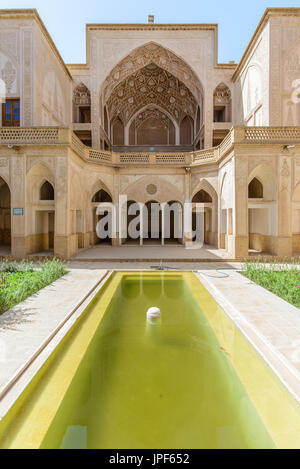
92, 189, 112, 203
40, 181, 54, 201
112, 117, 124, 145
213, 83, 232, 122
73, 83, 91, 123
192, 190, 212, 203
180, 116, 194, 145
248, 178, 263, 199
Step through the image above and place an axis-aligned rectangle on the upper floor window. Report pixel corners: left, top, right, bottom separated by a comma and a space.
73, 83, 91, 124
213, 84, 232, 123
2, 99, 20, 127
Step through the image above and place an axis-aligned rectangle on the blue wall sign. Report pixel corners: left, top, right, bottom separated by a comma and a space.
13, 208, 24, 216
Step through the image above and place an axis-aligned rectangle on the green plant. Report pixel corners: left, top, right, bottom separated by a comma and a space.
0, 258, 68, 315
242, 258, 300, 308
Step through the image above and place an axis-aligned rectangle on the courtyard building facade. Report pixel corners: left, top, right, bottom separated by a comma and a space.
0, 7, 299, 259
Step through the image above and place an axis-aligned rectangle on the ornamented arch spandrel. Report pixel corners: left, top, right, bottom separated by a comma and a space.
101, 42, 204, 103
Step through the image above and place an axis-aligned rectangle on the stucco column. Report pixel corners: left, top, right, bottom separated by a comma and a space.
54, 155, 74, 258
275, 156, 293, 256
11, 153, 26, 259
183, 170, 192, 246
204, 90, 213, 149
232, 157, 249, 259
112, 168, 121, 246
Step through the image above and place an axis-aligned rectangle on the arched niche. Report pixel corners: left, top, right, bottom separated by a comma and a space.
40, 181, 55, 201
0, 176, 11, 249
213, 83, 232, 123
111, 117, 124, 145
180, 116, 194, 145
192, 190, 213, 203
248, 178, 263, 199
73, 82, 91, 124
100, 43, 204, 149
92, 189, 112, 203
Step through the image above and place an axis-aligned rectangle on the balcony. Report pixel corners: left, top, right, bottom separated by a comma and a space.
1, 126, 300, 168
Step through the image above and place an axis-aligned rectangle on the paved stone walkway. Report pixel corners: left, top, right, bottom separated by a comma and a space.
72, 244, 232, 261
0, 269, 107, 398
197, 268, 300, 402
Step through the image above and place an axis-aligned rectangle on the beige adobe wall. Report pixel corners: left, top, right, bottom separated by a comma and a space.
33, 22, 72, 127
233, 21, 270, 127
270, 13, 300, 126
292, 159, 300, 252
0, 16, 35, 126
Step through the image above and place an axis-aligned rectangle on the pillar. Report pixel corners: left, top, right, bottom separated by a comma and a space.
275, 156, 293, 257
232, 157, 249, 258
11, 154, 26, 259
112, 168, 121, 246
54, 155, 75, 258
183, 170, 192, 247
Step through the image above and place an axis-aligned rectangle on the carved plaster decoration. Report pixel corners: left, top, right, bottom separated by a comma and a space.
280, 158, 291, 192
107, 63, 197, 125
131, 107, 174, 131
1, 60, 16, 93
22, 29, 33, 126
73, 82, 91, 105
102, 42, 203, 104
0, 159, 8, 167
146, 184, 158, 195
281, 158, 290, 178
213, 83, 231, 105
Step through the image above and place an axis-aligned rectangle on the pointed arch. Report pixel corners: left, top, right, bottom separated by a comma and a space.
89, 179, 113, 203
73, 82, 91, 124
111, 116, 124, 145
180, 115, 194, 145
0, 175, 11, 249
100, 41, 204, 103
191, 179, 218, 246
213, 82, 232, 122
26, 162, 55, 204
248, 177, 263, 199
248, 163, 276, 200
40, 180, 54, 201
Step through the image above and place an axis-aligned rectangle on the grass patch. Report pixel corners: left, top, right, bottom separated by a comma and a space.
242, 259, 300, 308
0, 259, 68, 314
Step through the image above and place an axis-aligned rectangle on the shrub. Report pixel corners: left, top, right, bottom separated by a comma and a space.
242, 258, 300, 308
0, 258, 68, 314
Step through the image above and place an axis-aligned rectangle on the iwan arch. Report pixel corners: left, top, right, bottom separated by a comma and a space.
0, 8, 300, 259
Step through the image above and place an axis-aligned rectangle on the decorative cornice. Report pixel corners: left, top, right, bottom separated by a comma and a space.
67, 64, 90, 71
214, 63, 237, 70
86, 23, 218, 31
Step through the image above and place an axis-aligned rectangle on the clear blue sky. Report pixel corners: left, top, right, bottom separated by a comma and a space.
0, 0, 300, 63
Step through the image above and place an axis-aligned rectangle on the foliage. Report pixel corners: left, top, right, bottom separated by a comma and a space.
242, 258, 300, 308
0, 259, 68, 314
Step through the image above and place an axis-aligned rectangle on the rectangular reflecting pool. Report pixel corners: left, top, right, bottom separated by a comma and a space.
0, 272, 299, 449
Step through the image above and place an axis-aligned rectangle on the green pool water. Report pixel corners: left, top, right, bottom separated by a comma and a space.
40, 273, 274, 449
